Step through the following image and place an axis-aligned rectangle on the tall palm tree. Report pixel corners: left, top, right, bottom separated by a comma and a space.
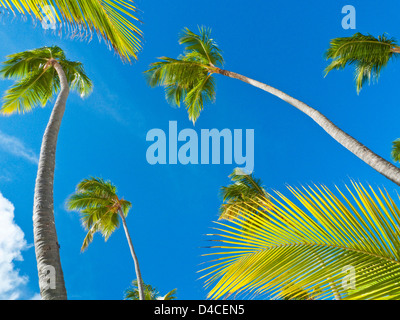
325, 33, 400, 163
200, 181, 400, 300
145, 27, 400, 187
0, 46, 92, 300
124, 280, 177, 300
66, 177, 145, 300
0, 0, 143, 62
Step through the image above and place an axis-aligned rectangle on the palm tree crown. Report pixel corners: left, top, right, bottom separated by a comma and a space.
325, 33, 400, 92
0, 1, 143, 62
145, 26, 223, 123
124, 280, 177, 300
0, 46, 92, 115
219, 168, 268, 221
66, 177, 131, 251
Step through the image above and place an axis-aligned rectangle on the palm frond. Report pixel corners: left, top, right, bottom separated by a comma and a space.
179, 26, 224, 66
1, 67, 55, 114
325, 33, 399, 92
0, 0, 143, 62
145, 57, 207, 89
61, 60, 92, 98
160, 288, 178, 300
185, 74, 216, 123
391, 139, 400, 163
201, 181, 400, 300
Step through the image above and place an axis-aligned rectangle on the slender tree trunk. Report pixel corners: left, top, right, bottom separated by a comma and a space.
118, 209, 145, 300
33, 60, 68, 300
213, 67, 400, 187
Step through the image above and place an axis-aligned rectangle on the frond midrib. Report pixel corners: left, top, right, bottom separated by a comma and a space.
333, 40, 397, 56
3, 67, 50, 109
214, 240, 400, 266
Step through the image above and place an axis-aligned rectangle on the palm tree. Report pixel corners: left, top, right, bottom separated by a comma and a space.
200, 181, 400, 300
0, 0, 143, 62
0, 46, 92, 300
125, 280, 177, 300
66, 177, 145, 300
145, 27, 400, 187
325, 33, 400, 163
219, 168, 268, 221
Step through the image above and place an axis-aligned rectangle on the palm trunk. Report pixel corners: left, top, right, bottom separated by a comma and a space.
33, 60, 68, 300
213, 68, 400, 187
118, 209, 145, 300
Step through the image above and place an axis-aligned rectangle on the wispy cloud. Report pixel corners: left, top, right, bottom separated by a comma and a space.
0, 130, 39, 164
0, 192, 30, 300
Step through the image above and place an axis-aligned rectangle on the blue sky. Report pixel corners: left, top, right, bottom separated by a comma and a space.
1, 0, 400, 299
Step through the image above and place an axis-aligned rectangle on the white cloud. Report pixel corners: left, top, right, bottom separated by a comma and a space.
0, 192, 30, 300
30, 293, 41, 300
0, 130, 39, 164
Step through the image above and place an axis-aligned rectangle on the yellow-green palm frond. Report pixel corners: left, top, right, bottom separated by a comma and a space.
144, 26, 222, 124
161, 288, 177, 300
201, 181, 400, 300
0, 0, 143, 63
1, 67, 57, 114
179, 26, 224, 66
325, 33, 399, 93
0, 46, 92, 115
66, 176, 131, 251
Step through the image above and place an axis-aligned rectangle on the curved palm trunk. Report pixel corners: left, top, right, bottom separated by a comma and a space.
118, 210, 145, 300
214, 68, 400, 187
33, 60, 68, 300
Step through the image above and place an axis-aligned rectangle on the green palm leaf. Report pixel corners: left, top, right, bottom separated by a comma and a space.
0, 0, 143, 62
161, 288, 178, 300
201, 181, 400, 300
325, 33, 400, 92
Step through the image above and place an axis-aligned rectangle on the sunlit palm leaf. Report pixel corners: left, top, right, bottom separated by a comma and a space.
325, 33, 399, 92
0, 0, 143, 62
161, 288, 177, 300
201, 181, 400, 300
179, 26, 223, 66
